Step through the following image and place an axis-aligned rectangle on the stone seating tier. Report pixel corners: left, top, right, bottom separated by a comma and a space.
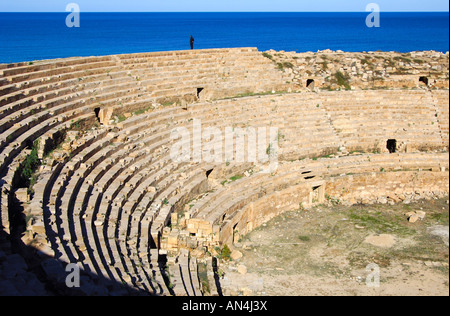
0, 48, 448, 296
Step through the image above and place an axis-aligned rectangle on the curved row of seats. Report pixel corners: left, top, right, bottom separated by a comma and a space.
4, 90, 450, 286
320, 90, 445, 152
0, 48, 287, 221
181, 152, 449, 247
26, 93, 335, 293
0, 48, 293, 295
431, 90, 450, 146
24, 90, 448, 294
18, 92, 332, 293
0, 49, 449, 295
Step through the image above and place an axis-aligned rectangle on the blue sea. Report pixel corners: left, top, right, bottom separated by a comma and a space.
0, 12, 448, 63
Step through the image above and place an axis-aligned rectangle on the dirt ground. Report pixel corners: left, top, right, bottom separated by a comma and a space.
220, 197, 449, 296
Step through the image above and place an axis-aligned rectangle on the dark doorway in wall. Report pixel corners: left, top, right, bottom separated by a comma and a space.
206, 169, 214, 179
306, 79, 315, 89
311, 185, 322, 204
387, 139, 397, 153
94, 107, 101, 123
197, 88, 204, 99
233, 222, 239, 244
212, 257, 223, 296
419, 76, 429, 86
25, 139, 34, 150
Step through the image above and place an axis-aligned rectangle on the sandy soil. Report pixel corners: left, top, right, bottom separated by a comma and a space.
219, 198, 449, 296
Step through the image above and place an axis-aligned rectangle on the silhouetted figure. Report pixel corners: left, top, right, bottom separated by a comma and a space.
190, 35, 194, 50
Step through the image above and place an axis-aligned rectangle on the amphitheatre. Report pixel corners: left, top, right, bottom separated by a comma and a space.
0, 47, 448, 296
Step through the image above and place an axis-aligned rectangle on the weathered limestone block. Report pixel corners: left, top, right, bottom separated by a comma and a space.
98, 108, 114, 125
14, 188, 29, 204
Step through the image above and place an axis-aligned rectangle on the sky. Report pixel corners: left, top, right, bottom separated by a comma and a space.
0, 0, 449, 12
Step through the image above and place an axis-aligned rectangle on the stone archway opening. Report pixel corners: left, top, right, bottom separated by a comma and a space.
94, 107, 101, 123
306, 79, 315, 90
419, 76, 429, 86
197, 87, 205, 100
387, 139, 397, 153
206, 168, 214, 179
233, 222, 240, 244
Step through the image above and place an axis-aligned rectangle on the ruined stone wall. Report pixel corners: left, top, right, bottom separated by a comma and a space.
263, 49, 449, 91
168, 153, 448, 252
218, 183, 314, 247
326, 170, 449, 206
178, 168, 449, 251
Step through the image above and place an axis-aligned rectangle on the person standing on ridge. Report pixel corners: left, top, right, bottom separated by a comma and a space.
190, 35, 195, 50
